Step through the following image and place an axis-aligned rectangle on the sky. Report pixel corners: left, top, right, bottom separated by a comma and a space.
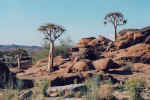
0, 0, 150, 46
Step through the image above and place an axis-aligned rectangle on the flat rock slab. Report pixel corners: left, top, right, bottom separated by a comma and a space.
47, 84, 85, 91
47, 84, 86, 97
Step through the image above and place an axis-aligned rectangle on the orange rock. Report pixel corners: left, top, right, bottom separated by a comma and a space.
112, 43, 150, 64
88, 39, 99, 46
92, 58, 113, 71
115, 28, 150, 49
75, 43, 87, 48
98, 35, 111, 42
145, 35, 150, 43
79, 37, 96, 44
98, 35, 105, 41
33, 56, 65, 68
72, 60, 89, 72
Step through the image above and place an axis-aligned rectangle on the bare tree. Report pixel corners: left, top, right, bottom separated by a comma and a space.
104, 12, 127, 40
38, 23, 66, 72
11, 48, 28, 69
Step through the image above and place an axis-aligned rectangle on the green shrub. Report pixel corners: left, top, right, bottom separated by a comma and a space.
125, 77, 145, 100
31, 49, 49, 64
33, 79, 50, 97
84, 74, 101, 100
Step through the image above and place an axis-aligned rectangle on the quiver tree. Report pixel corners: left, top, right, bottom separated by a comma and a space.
38, 23, 66, 72
104, 12, 127, 40
11, 48, 28, 69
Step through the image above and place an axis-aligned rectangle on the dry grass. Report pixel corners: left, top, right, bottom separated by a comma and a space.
95, 84, 115, 100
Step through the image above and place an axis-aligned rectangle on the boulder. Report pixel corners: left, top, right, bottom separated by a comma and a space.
75, 43, 87, 48
145, 35, 150, 43
110, 43, 150, 64
92, 58, 114, 71
79, 37, 96, 44
71, 47, 98, 60
51, 74, 85, 86
33, 56, 65, 68
88, 39, 99, 47
115, 27, 150, 49
115, 30, 137, 49
19, 90, 33, 100
72, 60, 91, 72
75, 37, 96, 48
53, 56, 65, 67
98, 35, 112, 43
47, 84, 86, 97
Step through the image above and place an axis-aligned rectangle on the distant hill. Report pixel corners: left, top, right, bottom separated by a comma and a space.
0, 44, 44, 53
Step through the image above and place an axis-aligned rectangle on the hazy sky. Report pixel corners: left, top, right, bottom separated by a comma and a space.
1, 0, 150, 46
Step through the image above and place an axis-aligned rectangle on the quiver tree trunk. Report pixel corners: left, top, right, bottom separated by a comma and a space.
17, 55, 21, 69
114, 25, 117, 41
48, 41, 54, 72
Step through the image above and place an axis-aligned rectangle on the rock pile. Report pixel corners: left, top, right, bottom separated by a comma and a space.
115, 26, 150, 49
17, 26, 150, 90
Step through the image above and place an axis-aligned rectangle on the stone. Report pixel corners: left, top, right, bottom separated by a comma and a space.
79, 37, 96, 44
75, 43, 87, 48
47, 84, 85, 97
72, 60, 90, 72
19, 90, 33, 100
98, 35, 112, 43
110, 43, 150, 64
88, 39, 99, 47
115, 27, 150, 49
92, 58, 114, 71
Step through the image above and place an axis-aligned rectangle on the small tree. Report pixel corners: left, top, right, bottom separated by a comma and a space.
11, 48, 28, 69
104, 12, 127, 40
38, 23, 66, 72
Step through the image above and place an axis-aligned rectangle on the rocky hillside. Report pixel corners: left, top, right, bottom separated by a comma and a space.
16, 26, 150, 99
11, 27, 150, 100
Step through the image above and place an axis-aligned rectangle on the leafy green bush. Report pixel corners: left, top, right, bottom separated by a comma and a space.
125, 77, 145, 100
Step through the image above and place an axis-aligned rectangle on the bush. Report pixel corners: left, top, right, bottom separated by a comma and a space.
84, 74, 101, 100
2, 90, 19, 100
31, 49, 49, 64
125, 77, 145, 100
54, 44, 71, 58
33, 79, 50, 97
95, 84, 116, 100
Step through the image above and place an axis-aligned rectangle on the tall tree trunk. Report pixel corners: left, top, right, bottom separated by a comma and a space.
47, 41, 54, 72
114, 25, 117, 41
17, 56, 21, 69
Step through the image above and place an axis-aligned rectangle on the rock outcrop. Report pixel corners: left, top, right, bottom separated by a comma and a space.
108, 43, 150, 64
115, 26, 150, 49
92, 58, 114, 71
17, 25, 150, 89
